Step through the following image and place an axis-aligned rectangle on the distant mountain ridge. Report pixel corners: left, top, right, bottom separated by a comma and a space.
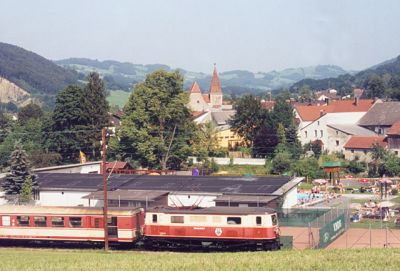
56, 58, 351, 93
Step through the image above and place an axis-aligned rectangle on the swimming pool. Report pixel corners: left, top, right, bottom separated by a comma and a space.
297, 193, 325, 201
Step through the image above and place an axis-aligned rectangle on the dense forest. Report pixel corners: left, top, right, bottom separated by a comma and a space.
0, 43, 79, 94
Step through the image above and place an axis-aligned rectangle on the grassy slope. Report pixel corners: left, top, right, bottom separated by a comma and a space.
1, 248, 400, 271
107, 90, 130, 108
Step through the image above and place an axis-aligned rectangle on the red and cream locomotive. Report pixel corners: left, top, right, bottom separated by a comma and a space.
0, 205, 280, 251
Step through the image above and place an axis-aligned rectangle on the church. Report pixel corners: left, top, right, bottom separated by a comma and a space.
188, 65, 230, 112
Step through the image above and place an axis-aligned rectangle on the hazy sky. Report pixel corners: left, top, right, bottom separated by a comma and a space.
1, 0, 400, 73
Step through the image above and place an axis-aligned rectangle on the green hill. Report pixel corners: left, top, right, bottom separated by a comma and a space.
291, 55, 400, 99
0, 42, 79, 95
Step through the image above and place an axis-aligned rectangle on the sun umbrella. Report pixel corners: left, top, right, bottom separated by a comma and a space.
358, 178, 369, 183
350, 203, 362, 209
380, 201, 394, 207
379, 179, 393, 184
344, 174, 354, 179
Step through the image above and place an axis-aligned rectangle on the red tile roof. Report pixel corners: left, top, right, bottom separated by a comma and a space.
210, 65, 222, 93
192, 111, 205, 118
387, 121, 400, 135
202, 94, 210, 103
295, 99, 375, 121
344, 136, 387, 149
261, 100, 275, 110
189, 81, 201, 93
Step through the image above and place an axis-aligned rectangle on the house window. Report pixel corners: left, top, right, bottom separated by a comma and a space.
34, 216, 47, 227
351, 150, 354, 153
314, 130, 317, 137
171, 216, 184, 223
395, 151, 399, 155
305, 131, 308, 138
227, 217, 241, 225
152, 214, 158, 223
317, 121, 320, 126
336, 131, 339, 135
17, 216, 30, 226
51, 217, 64, 227
256, 216, 262, 225
69, 217, 82, 228
336, 140, 339, 146
363, 150, 367, 154
320, 130, 323, 137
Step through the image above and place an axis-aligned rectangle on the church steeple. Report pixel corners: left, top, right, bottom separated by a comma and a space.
210, 64, 222, 93
190, 81, 201, 93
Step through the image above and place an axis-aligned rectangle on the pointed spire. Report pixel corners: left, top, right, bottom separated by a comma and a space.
210, 64, 222, 93
189, 81, 201, 93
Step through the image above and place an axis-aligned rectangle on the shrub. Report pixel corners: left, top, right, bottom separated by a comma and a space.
392, 188, 398, 195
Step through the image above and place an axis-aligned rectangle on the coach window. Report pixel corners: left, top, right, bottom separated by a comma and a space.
227, 217, 241, 225
152, 214, 158, 223
34, 216, 47, 227
256, 216, 262, 225
69, 217, 82, 228
171, 216, 184, 223
17, 216, 30, 226
94, 218, 101, 228
51, 217, 64, 227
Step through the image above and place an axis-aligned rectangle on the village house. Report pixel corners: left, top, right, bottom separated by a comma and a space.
358, 101, 400, 135
295, 97, 377, 152
343, 136, 387, 162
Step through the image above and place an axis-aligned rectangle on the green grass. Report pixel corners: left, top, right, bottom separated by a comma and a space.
107, 90, 131, 107
350, 218, 398, 229
1, 248, 400, 271
217, 165, 268, 176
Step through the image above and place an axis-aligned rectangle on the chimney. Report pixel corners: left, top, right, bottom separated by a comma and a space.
320, 110, 324, 117
325, 98, 330, 105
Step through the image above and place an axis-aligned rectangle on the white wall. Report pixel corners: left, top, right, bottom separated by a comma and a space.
300, 112, 367, 151
281, 187, 298, 208
188, 156, 265, 166
38, 191, 91, 206
168, 194, 218, 208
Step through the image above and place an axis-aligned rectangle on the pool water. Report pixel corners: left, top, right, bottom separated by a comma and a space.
297, 193, 325, 201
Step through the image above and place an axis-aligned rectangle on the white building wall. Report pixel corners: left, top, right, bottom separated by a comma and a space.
168, 194, 218, 208
189, 93, 210, 112
300, 112, 367, 151
281, 187, 298, 208
38, 191, 91, 206
327, 127, 351, 153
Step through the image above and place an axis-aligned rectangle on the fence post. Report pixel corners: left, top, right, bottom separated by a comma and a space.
308, 222, 312, 248
385, 226, 388, 248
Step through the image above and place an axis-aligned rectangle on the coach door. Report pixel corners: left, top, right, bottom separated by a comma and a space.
108, 217, 118, 238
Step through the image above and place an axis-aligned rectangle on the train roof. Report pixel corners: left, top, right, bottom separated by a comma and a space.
146, 207, 276, 215
0, 205, 142, 216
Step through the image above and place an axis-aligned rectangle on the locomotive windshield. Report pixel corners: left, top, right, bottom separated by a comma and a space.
271, 214, 278, 226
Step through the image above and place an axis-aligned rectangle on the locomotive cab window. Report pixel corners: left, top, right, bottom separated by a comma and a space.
51, 217, 64, 227
256, 216, 262, 225
17, 216, 30, 226
34, 216, 47, 227
227, 217, 241, 225
1, 216, 10, 226
69, 217, 82, 228
171, 216, 184, 223
152, 214, 157, 223
271, 214, 278, 226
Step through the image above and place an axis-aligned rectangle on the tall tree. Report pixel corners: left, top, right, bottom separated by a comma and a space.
365, 75, 385, 98
1, 141, 37, 198
229, 94, 267, 147
47, 85, 85, 162
118, 70, 194, 170
81, 72, 110, 159
17, 103, 43, 125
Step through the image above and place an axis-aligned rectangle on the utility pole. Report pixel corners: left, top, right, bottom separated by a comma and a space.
101, 128, 109, 251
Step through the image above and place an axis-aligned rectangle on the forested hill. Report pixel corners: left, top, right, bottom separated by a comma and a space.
56, 58, 350, 93
0, 42, 79, 95
291, 55, 400, 99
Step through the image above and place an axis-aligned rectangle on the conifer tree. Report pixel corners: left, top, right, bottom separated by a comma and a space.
1, 141, 37, 198
20, 176, 33, 203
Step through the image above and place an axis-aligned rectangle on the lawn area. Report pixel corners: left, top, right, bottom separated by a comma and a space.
217, 165, 268, 176
1, 248, 400, 271
107, 90, 130, 107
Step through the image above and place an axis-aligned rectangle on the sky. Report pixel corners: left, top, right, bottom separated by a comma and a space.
1, 0, 400, 73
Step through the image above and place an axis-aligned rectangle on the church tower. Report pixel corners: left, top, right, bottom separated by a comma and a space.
209, 64, 223, 109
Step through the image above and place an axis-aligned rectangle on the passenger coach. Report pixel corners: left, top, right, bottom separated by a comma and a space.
144, 207, 280, 250
0, 205, 144, 243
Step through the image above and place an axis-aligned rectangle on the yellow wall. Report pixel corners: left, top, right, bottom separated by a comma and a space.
216, 128, 245, 150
